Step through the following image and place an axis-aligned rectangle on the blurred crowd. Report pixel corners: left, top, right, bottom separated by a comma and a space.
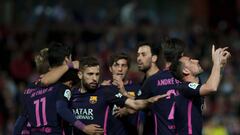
0, 0, 240, 135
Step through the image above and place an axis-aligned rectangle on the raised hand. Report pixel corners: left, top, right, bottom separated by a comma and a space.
112, 75, 130, 97
112, 74, 124, 89
220, 48, 231, 68
72, 60, 80, 69
211, 45, 231, 68
212, 45, 223, 66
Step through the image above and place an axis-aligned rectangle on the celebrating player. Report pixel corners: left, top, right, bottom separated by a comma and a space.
171, 45, 231, 135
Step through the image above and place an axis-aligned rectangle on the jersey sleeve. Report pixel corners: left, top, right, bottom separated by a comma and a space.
55, 84, 86, 130
175, 82, 201, 98
57, 84, 72, 102
104, 86, 128, 107
136, 78, 153, 99
56, 84, 74, 122
132, 84, 141, 98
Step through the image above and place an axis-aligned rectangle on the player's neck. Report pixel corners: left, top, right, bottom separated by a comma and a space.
184, 75, 199, 83
79, 82, 87, 93
79, 87, 87, 93
146, 65, 159, 78
165, 62, 171, 70
63, 81, 72, 88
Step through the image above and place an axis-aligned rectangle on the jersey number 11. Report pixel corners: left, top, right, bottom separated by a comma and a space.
34, 97, 48, 126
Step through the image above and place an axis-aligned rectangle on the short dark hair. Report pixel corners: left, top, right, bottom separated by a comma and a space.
108, 52, 131, 68
170, 59, 184, 82
137, 42, 161, 56
137, 42, 163, 68
58, 69, 80, 85
48, 42, 72, 67
79, 57, 100, 70
161, 38, 186, 63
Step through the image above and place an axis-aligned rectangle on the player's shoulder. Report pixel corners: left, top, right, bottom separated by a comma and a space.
69, 87, 84, 101
186, 82, 200, 90
125, 81, 141, 91
99, 84, 118, 91
51, 82, 63, 88
26, 81, 57, 90
125, 80, 140, 86
176, 82, 200, 91
143, 74, 157, 85
142, 71, 166, 86
146, 70, 171, 81
71, 87, 79, 93
51, 83, 71, 93
26, 82, 38, 89
149, 71, 161, 79
158, 69, 174, 78
98, 85, 120, 97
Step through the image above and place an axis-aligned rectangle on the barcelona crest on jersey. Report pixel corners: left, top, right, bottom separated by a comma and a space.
89, 96, 98, 104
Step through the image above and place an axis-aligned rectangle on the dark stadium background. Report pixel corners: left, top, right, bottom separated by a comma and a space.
0, 0, 239, 134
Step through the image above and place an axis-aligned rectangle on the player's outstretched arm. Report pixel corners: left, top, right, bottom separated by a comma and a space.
40, 61, 79, 85
200, 45, 231, 96
114, 107, 137, 117
124, 94, 168, 110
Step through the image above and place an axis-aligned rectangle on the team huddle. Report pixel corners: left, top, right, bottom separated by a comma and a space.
13, 39, 231, 135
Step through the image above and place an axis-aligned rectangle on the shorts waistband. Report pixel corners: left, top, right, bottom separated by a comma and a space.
31, 127, 52, 133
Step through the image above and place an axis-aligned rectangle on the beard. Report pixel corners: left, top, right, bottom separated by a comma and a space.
138, 64, 151, 73
82, 81, 98, 92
